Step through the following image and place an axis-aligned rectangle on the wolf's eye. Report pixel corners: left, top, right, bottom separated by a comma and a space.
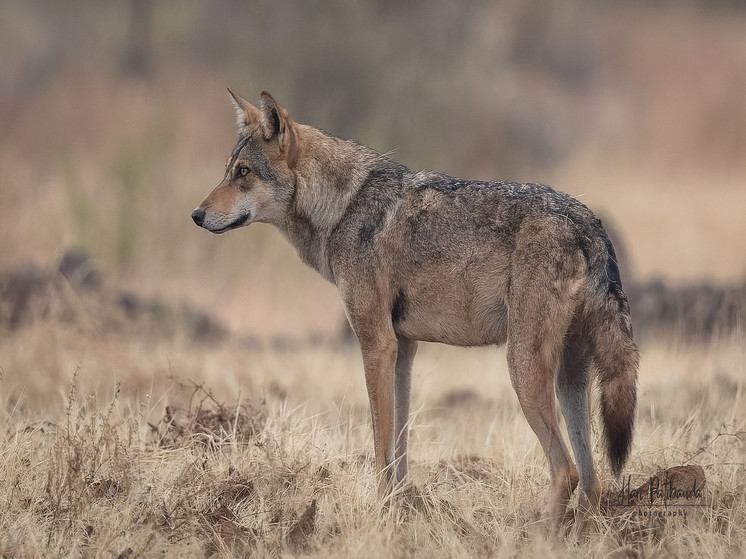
236, 166, 250, 178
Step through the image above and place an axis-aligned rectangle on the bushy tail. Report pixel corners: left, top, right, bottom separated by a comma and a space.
588, 248, 639, 476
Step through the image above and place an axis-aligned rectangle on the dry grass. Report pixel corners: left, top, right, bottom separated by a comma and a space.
1, 323, 744, 558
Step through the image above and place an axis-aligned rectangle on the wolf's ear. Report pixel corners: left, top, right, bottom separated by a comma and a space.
227, 87, 261, 132
260, 91, 298, 168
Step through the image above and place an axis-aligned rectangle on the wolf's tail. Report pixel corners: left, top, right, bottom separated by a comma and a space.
587, 235, 639, 477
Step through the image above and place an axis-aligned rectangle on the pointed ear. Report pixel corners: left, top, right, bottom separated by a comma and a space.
227, 87, 261, 132
260, 91, 298, 167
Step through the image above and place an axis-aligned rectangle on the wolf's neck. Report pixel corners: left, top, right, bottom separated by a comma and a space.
278, 126, 378, 282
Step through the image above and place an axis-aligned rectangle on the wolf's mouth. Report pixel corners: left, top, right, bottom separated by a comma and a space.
212, 213, 251, 234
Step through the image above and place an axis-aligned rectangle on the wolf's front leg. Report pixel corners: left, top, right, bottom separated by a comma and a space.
339, 281, 401, 498
359, 332, 399, 498
394, 337, 417, 484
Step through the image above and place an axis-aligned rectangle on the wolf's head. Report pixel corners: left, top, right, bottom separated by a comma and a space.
192, 89, 298, 233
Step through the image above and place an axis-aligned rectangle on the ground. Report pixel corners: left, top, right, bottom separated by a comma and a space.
1, 314, 743, 557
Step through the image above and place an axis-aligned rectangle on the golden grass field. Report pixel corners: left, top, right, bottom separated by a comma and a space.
1, 2, 745, 557
1, 317, 744, 557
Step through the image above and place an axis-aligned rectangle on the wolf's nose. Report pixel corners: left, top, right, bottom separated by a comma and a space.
191, 208, 205, 226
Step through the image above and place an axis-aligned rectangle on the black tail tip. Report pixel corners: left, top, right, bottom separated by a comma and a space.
602, 394, 635, 477
609, 447, 630, 478
606, 421, 634, 477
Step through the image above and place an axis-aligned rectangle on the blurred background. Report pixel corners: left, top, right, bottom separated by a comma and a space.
1, 0, 745, 352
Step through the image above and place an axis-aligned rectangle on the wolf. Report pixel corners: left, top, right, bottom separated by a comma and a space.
192, 89, 639, 521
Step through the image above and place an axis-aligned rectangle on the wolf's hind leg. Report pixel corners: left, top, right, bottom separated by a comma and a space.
555, 328, 601, 514
507, 289, 578, 522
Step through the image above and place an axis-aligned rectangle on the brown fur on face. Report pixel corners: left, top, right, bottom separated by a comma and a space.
192, 91, 639, 525
194, 91, 297, 233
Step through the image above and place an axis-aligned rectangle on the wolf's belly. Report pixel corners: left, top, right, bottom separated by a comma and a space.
392, 292, 508, 347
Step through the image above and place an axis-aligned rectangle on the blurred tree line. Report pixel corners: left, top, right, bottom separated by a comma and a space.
2, 0, 745, 179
